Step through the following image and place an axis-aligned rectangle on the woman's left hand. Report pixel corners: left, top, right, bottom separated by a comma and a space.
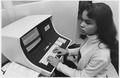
47, 55, 60, 68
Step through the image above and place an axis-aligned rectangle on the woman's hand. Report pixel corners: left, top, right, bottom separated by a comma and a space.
47, 47, 69, 67
47, 56, 60, 68
53, 47, 69, 56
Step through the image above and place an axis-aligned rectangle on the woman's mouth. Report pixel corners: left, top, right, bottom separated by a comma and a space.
80, 29, 85, 34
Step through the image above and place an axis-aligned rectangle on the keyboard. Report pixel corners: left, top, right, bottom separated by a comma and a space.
39, 37, 66, 65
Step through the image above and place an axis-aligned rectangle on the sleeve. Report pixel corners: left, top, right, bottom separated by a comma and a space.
67, 47, 80, 56
57, 49, 110, 77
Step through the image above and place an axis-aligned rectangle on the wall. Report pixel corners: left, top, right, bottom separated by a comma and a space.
2, 9, 11, 27
103, 1, 119, 38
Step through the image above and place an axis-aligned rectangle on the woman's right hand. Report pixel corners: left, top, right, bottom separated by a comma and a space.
53, 47, 69, 56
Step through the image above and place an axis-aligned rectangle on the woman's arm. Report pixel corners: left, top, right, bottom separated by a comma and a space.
68, 47, 80, 56
57, 49, 110, 77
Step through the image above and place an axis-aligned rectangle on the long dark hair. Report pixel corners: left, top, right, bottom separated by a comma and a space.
86, 3, 117, 49
85, 3, 118, 73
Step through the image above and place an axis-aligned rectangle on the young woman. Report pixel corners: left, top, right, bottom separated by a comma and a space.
47, 2, 118, 77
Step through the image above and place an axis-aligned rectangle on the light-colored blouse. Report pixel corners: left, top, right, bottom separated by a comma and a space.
56, 35, 111, 77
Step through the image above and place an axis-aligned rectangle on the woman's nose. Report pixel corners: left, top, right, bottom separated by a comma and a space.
80, 21, 85, 28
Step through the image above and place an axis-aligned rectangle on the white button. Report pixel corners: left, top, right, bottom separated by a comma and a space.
55, 40, 62, 46
58, 37, 66, 43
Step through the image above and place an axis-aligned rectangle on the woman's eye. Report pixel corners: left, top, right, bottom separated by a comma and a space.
85, 21, 92, 24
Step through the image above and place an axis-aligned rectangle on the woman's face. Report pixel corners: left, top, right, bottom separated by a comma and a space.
80, 10, 97, 36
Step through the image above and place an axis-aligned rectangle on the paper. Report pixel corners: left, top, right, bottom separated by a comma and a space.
3, 62, 39, 77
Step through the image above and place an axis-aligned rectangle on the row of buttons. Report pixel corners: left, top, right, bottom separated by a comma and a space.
39, 37, 66, 65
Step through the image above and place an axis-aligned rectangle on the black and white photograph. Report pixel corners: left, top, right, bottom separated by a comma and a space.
1, 0, 119, 77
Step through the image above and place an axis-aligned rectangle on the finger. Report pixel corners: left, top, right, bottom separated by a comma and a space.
53, 49, 58, 53
53, 50, 58, 53
48, 56, 55, 61
47, 57, 51, 63
48, 55, 53, 59
47, 59, 54, 66
53, 48, 58, 51
55, 56, 59, 60
47, 58, 50, 62
53, 47, 59, 50
54, 46, 61, 51
47, 59, 53, 65
57, 52, 64, 56
47, 56, 54, 62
